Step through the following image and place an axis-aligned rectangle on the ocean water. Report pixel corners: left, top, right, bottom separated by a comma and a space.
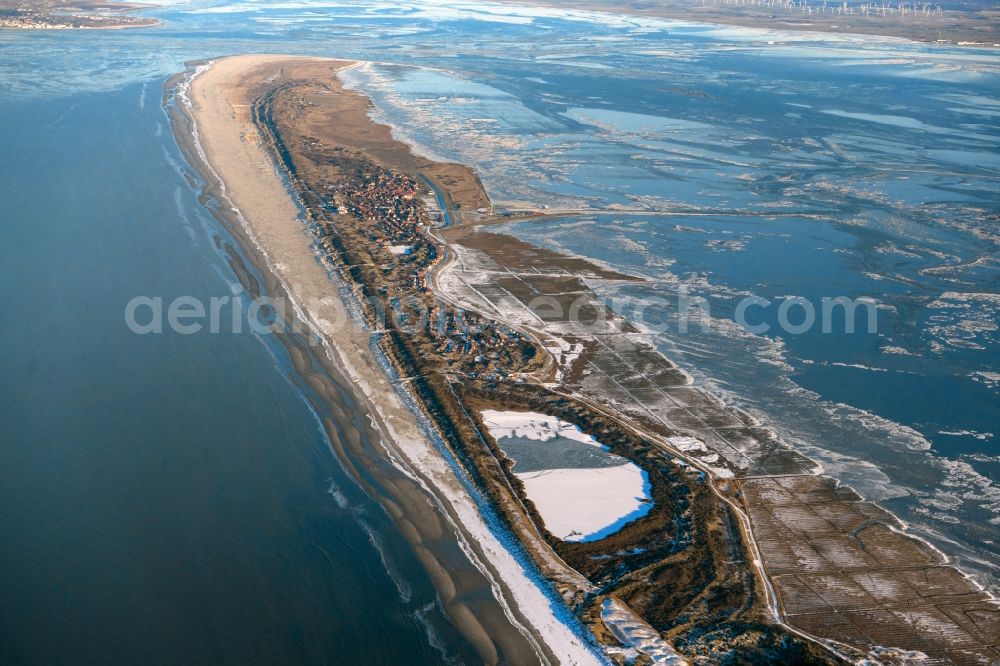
0, 82, 478, 663
0, 0, 997, 660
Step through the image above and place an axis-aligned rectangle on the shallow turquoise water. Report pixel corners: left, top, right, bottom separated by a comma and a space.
0, 1, 997, 660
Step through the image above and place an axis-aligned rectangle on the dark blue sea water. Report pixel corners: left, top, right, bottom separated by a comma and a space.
0, 85, 477, 664
1, 1, 997, 661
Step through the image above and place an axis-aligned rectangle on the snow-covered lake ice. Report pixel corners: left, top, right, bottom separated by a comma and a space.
481, 410, 653, 542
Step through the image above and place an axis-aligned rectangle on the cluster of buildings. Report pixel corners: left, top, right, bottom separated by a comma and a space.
0, 12, 75, 28
425, 305, 529, 380
331, 167, 427, 250
0, 10, 150, 29
312, 163, 533, 385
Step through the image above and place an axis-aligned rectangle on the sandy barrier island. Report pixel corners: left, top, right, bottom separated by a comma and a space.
165, 54, 999, 665
166, 54, 603, 666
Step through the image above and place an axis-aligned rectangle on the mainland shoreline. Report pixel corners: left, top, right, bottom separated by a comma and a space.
508, 0, 1000, 48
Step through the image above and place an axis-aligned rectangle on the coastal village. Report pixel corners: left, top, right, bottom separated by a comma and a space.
0, 12, 145, 28
309, 158, 541, 387
0, 1, 156, 29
